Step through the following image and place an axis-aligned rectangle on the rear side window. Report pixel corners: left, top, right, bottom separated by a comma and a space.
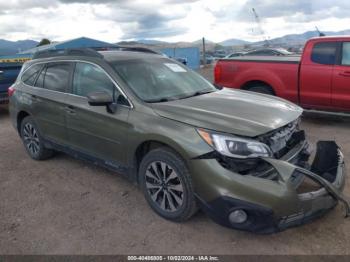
43, 63, 71, 92
21, 64, 43, 86
341, 42, 350, 66
311, 42, 338, 65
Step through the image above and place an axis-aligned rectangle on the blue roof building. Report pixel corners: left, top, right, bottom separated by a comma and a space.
19, 37, 118, 54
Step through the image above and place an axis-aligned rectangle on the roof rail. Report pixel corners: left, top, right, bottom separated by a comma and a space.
32, 48, 104, 60
115, 46, 159, 54
96, 46, 159, 54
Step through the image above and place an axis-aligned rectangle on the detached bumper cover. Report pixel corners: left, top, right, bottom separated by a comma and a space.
198, 141, 348, 234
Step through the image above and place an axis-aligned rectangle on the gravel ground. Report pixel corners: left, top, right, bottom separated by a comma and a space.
0, 67, 350, 254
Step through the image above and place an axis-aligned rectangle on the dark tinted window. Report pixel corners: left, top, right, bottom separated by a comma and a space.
21, 64, 42, 86
311, 42, 338, 65
44, 63, 71, 92
72, 62, 115, 97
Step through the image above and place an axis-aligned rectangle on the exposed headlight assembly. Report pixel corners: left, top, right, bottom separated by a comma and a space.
197, 129, 273, 159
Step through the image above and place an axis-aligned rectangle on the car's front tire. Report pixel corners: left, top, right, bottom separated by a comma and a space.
139, 147, 198, 222
20, 116, 54, 160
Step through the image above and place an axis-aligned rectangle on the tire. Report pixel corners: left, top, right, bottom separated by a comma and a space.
139, 147, 198, 222
20, 116, 54, 160
247, 85, 274, 95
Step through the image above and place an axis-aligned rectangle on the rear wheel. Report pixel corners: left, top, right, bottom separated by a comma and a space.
139, 148, 197, 222
247, 85, 274, 95
20, 116, 54, 160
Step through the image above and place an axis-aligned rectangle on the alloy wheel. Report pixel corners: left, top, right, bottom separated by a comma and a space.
22, 123, 40, 155
145, 161, 184, 212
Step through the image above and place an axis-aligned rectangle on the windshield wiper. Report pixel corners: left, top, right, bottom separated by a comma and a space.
146, 89, 216, 103
179, 89, 216, 100
146, 97, 172, 103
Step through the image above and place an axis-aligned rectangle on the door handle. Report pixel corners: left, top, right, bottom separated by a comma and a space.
65, 105, 76, 114
339, 71, 350, 77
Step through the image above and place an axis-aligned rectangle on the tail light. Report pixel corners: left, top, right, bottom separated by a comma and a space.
214, 62, 222, 83
8, 85, 15, 97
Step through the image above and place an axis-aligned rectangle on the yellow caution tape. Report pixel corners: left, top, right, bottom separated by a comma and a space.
0, 58, 31, 63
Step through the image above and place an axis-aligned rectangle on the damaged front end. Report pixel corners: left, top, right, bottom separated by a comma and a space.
264, 141, 349, 231
195, 122, 349, 233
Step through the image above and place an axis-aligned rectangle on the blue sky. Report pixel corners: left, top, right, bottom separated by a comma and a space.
1, 0, 350, 42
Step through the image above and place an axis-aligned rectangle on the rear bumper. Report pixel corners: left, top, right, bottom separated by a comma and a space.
193, 141, 348, 234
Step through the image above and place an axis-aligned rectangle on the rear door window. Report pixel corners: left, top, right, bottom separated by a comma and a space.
21, 64, 43, 86
311, 42, 338, 65
341, 42, 350, 66
43, 62, 71, 92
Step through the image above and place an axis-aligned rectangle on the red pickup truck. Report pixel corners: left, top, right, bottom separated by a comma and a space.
214, 36, 350, 112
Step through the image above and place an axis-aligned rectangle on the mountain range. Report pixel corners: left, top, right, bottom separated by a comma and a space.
1, 29, 350, 56
118, 29, 350, 49
0, 39, 38, 56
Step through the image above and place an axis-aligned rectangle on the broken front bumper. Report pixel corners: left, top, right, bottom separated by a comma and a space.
194, 141, 348, 234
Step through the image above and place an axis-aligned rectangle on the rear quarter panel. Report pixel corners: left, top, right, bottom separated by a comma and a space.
215, 59, 300, 103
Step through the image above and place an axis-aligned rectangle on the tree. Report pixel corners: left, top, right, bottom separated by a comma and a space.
37, 38, 51, 47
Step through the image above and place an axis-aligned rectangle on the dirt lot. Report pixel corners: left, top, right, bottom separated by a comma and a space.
1, 69, 350, 254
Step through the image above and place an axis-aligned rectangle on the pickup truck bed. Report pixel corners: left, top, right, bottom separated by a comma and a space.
215, 56, 301, 105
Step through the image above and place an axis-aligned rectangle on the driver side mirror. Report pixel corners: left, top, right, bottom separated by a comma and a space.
87, 91, 117, 113
87, 91, 113, 106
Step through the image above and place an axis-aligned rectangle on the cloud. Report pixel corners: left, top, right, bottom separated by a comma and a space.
1, 0, 350, 43
58, 0, 199, 4
88, 1, 193, 40
235, 0, 350, 22
0, 0, 57, 11
0, 0, 195, 41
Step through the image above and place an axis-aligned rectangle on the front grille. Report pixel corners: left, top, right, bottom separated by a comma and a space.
258, 118, 303, 158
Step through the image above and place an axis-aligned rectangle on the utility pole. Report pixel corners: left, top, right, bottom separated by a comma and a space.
252, 8, 270, 46
202, 37, 206, 65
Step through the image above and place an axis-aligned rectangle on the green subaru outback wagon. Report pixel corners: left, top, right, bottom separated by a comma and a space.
9, 48, 349, 233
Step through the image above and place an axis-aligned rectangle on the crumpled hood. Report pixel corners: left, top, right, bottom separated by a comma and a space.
152, 88, 303, 137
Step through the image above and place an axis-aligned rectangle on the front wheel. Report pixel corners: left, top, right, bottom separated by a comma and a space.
139, 148, 198, 222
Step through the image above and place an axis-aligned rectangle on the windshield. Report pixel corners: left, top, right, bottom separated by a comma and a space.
112, 58, 217, 102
